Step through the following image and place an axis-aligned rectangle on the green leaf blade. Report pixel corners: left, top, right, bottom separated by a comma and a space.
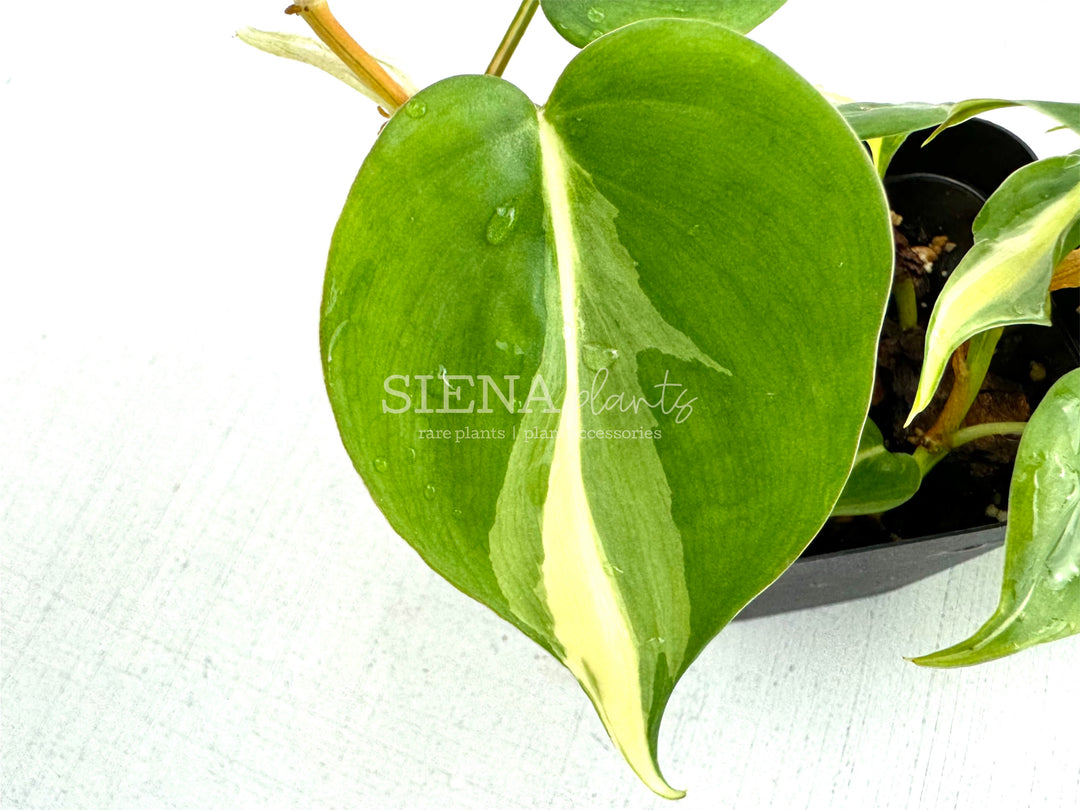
322, 75, 550, 631
913, 369, 1080, 668
837, 99, 1080, 176
540, 0, 787, 47
322, 20, 893, 796
908, 155, 1080, 423
543, 20, 894, 672
837, 101, 952, 140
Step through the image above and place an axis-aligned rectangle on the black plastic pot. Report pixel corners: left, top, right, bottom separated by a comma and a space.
739, 525, 1006, 619
885, 118, 1037, 199
739, 119, 1077, 620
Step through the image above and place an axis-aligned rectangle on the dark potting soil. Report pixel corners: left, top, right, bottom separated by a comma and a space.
806, 216, 1080, 556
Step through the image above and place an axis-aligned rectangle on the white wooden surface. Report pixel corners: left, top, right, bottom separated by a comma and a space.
3, 2, 1079, 808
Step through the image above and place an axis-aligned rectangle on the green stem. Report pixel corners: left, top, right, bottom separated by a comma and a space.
950, 421, 1027, 448
913, 420, 1026, 478
920, 327, 1003, 453
912, 445, 939, 478
894, 274, 919, 330
486, 0, 540, 77
285, 0, 409, 111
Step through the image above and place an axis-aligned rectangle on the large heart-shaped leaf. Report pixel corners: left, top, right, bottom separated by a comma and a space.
908, 153, 1080, 422
321, 20, 892, 795
540, 0, 787, 47
912, 368, 1080, 667
832, 420, 921, 516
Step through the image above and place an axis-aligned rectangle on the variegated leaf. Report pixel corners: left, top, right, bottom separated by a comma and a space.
913, 369, 1080, 667
908, 153, 1080, 423
321, 20, 892, 795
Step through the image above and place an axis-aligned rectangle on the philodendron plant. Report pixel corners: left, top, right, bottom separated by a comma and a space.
241, 0, 1080, 796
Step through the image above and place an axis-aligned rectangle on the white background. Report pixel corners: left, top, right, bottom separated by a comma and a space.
2, 1, 1079, 808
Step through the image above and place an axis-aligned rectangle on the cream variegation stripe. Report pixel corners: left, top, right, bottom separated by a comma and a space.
535, 118, 684, 800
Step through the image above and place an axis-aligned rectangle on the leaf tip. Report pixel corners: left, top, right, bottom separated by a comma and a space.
906, 373, 940, 427
921, 124, 947, 147
902, 407, 920, 430
906, 652, 948, 668
599, 709, 685, 799
637, 768, 685, 801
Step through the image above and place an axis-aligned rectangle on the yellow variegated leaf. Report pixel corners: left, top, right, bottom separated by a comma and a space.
908, 153, 1080, 424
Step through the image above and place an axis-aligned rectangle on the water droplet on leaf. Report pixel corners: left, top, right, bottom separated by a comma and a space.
495, 339, 509, 352
424, 483, 437, 501
325, 319, 350, 364
590, 29, 605, 40
586, 6, 605, 23
1040, 618, 1071, 638
405, 99, 427, 119
323, 278, 339, 316
405, 447, 417, 464
583, 343, 619, 370
1046, 547, 1080, 591
486, 204, 517, 245
430, 364, 448, 396
373, 457, 388, 472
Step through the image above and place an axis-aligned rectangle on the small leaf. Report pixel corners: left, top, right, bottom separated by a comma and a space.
540, 0, 787, 47
237, 27, 416, 102
912, 369, 1080, 667
838, 99, 1080, 143
908, 154, 1080, 424
838, 99, 1080, 176
837, 102, 952, 176
837, 101, 951, 140
925, 98, 1080, 143
832, 420, 921, 516
321, 20, 892, 795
